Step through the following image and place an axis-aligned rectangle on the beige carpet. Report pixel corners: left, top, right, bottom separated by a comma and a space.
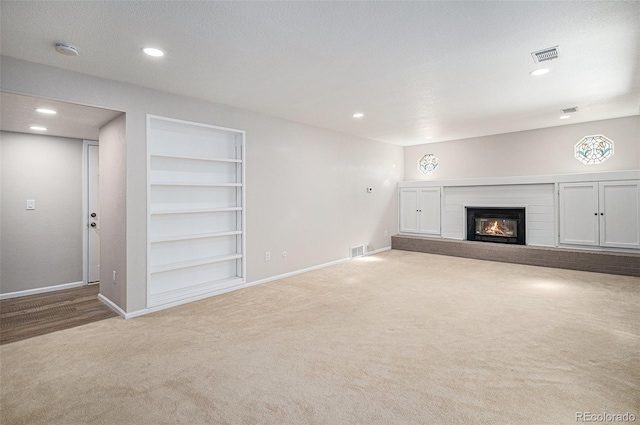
1, 250, 638, 424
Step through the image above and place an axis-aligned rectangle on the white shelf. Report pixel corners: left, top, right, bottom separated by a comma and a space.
150, 182, 242, 187
150, 153, 242, 163
151, 230, 242, 243
151, 253, 243, 274
150, 207, 242, 215
148, 276, 244, 307
147, 115, 245, 309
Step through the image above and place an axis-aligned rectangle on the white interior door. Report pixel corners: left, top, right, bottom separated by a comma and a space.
87, 144, 100, 283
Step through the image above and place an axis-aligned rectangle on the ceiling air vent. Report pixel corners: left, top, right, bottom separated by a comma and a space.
562, 107, 578, 114
531, 46, 559, 63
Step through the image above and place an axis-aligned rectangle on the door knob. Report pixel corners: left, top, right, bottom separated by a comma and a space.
90, 213, 97, 218
90, 222, 97, 227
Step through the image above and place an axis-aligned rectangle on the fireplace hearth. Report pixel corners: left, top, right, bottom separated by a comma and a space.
466, 207, 525, 245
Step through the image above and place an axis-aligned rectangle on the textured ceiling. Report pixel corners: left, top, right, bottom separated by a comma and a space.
1, 1, 639, 146
0, 92, 123, 140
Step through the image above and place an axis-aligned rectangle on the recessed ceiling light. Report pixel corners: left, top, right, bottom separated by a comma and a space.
34, 108, 57, 115
143, 47, 164, 57
425, 136, 433, 140
353, 113, 364, 118
530, 68, 550, 76
30, 126, 47, 131
559, 115, 571, 120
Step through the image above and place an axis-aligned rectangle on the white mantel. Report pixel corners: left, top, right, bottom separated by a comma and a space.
398, 170, 640, 188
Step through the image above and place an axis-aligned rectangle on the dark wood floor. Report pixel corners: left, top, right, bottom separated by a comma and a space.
0, 284, 118, 345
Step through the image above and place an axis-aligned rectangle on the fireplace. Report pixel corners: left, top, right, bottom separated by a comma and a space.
466, 207, 525, 245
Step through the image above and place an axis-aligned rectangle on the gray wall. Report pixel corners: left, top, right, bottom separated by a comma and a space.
98, 114, 126, 308
0, 131, 83, 293
1, 57, 403, 313
404, 116, 640, 181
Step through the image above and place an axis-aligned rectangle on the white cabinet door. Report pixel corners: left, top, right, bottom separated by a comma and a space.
399, 189, 419, 233
559, 182, 599, 246
599, 181, 640, 249
399, 187, 441, 235
418, 187, 441, 235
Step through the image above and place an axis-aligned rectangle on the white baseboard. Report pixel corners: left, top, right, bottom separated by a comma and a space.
365, 246, 391, 256
125, 256, 353, 319
125, 279, 263, 319
0, 281, 84, 300
248, 256, 351, 287
116, 249, 392, 319
97, 294, 127, 318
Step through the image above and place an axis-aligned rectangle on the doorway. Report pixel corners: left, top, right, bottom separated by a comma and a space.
84, 140, 100, 284
0, 92, 122, 299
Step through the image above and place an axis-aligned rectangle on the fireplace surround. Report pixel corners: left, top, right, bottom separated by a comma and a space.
466, 207, 526, 245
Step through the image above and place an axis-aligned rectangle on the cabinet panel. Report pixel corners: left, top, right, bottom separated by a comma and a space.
418, 188, 441, 235
559, 183, 599, 246
600, 181, 640, 248
560, 180, 640, 249
399, 187, 441, 235
399, 189, 419, 233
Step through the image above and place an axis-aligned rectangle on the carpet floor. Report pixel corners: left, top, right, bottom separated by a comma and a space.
1, 250, 638, 424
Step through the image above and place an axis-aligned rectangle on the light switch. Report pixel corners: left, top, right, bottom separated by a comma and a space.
26, 200, 35, 210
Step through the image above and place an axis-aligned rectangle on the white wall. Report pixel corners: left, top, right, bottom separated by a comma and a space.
404, 116, 640, 181
98, 114, 127, 309
0, 57, 403, 313
0, 131, 83, 293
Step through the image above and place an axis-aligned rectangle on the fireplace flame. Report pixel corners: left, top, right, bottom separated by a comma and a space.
485, 220, 509, 236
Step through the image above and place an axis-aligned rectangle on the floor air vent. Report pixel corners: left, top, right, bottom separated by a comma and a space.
350, 245, 364, 258
531, 46, 559, 63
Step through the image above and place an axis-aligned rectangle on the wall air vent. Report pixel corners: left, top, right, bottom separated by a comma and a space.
350, 245, 364, 258
531, 46, 559, 63
562, 107, 578, 114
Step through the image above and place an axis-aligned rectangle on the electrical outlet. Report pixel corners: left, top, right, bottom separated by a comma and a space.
265, 251, 271, 261
384, 230, 388, 236
112, 271, 117, 284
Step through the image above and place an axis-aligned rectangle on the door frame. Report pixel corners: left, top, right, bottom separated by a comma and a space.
82, 139, 99, 285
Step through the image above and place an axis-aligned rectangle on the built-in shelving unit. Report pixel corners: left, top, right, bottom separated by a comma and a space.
398, 170, 640, 251
147, 115, 245, 307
